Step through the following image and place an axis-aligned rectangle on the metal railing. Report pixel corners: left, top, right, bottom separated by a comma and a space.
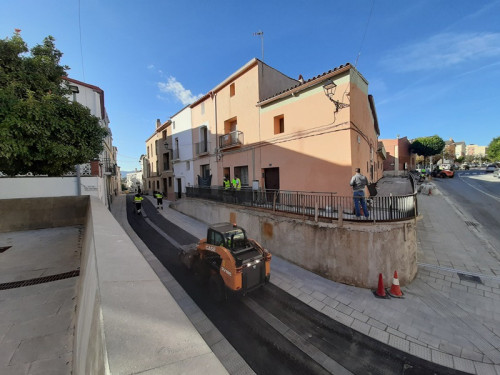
186, 186, 418, 222
219, 131, 243, 149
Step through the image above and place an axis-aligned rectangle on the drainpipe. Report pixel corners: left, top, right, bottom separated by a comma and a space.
76, 165, 81, 196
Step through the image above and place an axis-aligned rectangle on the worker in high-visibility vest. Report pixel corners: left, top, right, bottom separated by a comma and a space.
223, 176, 230, 190
232, 176, 241, 190
154, 191, 163, 210
134, 193, 144, 215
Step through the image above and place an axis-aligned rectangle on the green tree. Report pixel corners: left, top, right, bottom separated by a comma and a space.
487, 137, 500, 162
0, 33, 108, 176
410, 135, 445, 165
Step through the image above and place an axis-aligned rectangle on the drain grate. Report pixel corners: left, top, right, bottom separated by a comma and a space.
457, 273, 482, 284
0, 270, 80, 290
464, 221, 478, 228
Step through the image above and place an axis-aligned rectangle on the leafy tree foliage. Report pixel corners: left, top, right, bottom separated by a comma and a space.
487, 136, 500, 162
410, 135, 445, 158
0, 33, 108, 176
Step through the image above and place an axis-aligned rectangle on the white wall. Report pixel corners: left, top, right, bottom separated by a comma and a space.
171, 106, 195, 193
0, 177, 104, 200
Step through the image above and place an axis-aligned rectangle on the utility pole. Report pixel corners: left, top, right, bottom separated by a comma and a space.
253, 30, 264, 61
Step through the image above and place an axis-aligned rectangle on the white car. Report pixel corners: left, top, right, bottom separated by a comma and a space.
485, 164, 497, 173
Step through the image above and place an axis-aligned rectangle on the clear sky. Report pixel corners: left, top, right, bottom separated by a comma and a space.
2, 0, 499, 171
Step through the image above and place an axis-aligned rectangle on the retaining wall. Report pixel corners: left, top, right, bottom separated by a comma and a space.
0, 196, 88, 232
172, 198, 418, 288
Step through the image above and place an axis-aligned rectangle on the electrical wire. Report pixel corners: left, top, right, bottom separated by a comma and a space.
354, 0, 375, 68
78, 0, 86, 81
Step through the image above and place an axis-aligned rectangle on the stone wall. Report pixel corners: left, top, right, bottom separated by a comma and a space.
172, 198, 418, 288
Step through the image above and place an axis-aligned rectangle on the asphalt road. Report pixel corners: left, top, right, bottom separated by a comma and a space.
433, 170, 500, 256
126, 195, 468, 375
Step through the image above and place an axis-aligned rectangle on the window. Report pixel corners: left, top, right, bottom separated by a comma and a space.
168, 177, 172, 187
208, 230, 224, 246
274, 115, 284, 134
148, 181, 151, 188
156, 180, 160, 189
234, 166, 248, 186
162, 130, 166, 140
147, 146, 150, 158
201, 164, 210, 179
230, 83, 235, 97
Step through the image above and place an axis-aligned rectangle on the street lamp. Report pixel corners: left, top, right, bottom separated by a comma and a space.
323, 79, 350, 112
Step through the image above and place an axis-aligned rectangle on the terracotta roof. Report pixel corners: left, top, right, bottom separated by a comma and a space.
257, 63, 353, 106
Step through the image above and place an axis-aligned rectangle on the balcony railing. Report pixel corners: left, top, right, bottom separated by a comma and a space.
186, 187, 418, 223
195, 141, 210, 156
219, 131, 243, 149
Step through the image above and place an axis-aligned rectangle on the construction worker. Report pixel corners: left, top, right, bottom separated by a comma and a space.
134, 193, 144, 215
232, 175, 241, 190
154, 191, 163, 210
223, 176, 230, 190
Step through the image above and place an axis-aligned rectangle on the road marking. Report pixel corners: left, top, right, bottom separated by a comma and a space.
458, 174, 500, 203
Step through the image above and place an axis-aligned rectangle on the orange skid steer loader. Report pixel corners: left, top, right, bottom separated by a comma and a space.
180, 223, 271, 301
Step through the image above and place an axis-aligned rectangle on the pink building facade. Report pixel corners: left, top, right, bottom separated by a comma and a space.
380, 137, 416, 176
189, 59, 384, 198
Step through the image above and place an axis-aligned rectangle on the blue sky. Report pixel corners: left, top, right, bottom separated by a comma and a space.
2, 0, 500, 171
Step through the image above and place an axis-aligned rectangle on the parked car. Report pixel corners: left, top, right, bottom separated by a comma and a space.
431, 168, 454, 178
485, 164, 498, 173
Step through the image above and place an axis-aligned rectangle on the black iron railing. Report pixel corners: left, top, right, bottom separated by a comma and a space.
186, 187, 418, 222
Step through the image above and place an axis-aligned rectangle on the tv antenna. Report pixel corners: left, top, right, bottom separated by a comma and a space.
253, 30, 264, 61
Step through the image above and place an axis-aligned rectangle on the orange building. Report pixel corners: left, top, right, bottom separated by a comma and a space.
380, 136, 416, 176
188, 59, 384, 197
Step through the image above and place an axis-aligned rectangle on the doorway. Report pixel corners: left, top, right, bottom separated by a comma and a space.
176, 178, 182, 199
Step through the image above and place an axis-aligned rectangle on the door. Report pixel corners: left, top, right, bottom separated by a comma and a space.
264, 168, 280, 203
177, 178, 182, 199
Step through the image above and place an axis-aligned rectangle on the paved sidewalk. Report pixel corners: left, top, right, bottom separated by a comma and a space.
140, 176, 500, 375
0, 227, 80, 375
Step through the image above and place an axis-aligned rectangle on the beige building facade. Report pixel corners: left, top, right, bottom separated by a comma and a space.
143, 120, 175, 200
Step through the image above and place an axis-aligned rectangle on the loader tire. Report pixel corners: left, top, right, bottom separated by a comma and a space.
209, 273, 225, 302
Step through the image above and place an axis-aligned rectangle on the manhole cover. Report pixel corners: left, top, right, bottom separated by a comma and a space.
457, 273, 482, 284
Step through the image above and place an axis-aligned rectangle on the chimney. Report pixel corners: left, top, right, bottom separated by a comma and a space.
156, 119, 161, 128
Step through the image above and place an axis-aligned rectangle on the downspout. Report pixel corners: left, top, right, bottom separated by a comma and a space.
76, 165, 81, 196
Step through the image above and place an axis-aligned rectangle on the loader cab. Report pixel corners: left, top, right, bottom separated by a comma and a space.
207, 223, 249, 252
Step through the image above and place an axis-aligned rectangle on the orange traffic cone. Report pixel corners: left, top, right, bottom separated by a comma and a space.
388, 270, 404, 298
373, 273, 389, 299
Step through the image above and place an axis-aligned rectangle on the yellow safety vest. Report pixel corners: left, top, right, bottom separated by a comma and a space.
134, 196, 143, 203
224, 180, 230, 189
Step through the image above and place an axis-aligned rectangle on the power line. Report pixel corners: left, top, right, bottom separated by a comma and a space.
78, 0, 86, 80
355, 0, 375, 68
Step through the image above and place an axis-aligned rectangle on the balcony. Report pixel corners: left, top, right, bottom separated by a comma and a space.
195, 141, 210, 156
219, 131, 243, 150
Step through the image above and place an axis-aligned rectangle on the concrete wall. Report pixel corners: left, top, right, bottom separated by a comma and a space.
172, 198, 417, 288
0, 176, 104, 201
74, 196, 226, 374
0, 196, 88, 233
